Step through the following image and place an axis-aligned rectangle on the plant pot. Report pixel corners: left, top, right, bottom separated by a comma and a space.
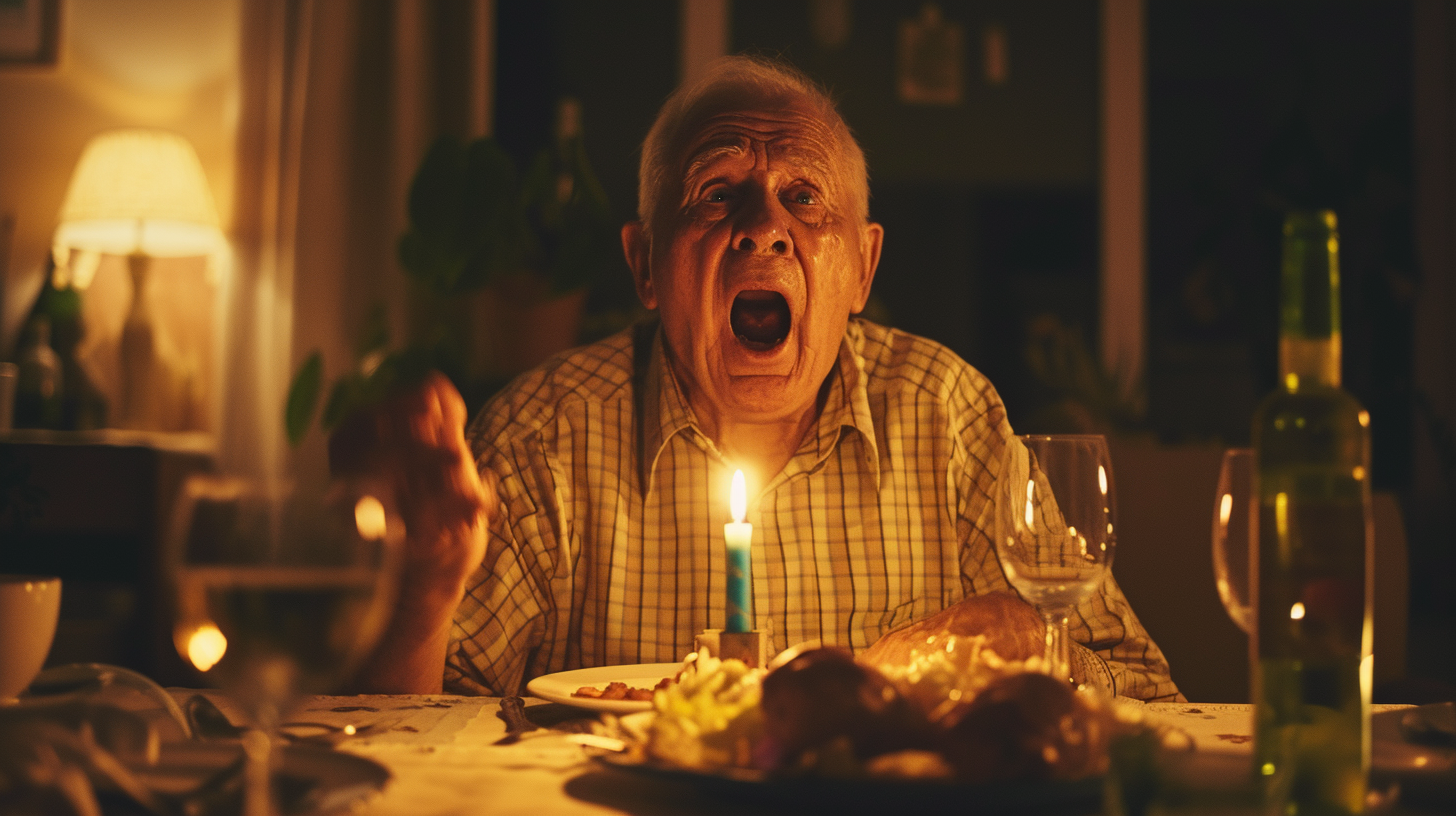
466, 276, 587, 381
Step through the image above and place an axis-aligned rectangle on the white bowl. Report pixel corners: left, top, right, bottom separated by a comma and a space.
0, 575, 61, 702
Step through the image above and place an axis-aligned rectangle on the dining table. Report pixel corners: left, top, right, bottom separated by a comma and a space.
8, 661, 1452, 816
143, 690, 1449, 816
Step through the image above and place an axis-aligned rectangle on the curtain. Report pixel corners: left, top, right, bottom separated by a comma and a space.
225, 0, 493, 482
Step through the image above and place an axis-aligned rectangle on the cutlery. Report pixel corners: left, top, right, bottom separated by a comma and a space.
493, 696, 539, 745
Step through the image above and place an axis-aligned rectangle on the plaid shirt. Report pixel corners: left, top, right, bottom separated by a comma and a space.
447, 319, 1181, 701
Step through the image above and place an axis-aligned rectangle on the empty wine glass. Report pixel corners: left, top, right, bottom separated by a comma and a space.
166, 474, 402, 816
1211, 448, 1256, 634
997, 434, 1116, 685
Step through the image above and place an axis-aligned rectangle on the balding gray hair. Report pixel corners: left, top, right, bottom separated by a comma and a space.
636, 55, 870, 236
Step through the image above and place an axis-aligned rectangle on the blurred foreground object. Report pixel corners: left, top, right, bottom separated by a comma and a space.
0, 575, 60, 701
1252, 210, 1373, 814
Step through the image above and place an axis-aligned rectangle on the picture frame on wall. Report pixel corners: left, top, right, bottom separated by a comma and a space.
0, 0, 60, 66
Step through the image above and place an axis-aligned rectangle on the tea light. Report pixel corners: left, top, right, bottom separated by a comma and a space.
725, 469, 752, 633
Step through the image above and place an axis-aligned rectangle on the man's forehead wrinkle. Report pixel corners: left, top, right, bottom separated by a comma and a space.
688, 108, 837, 155
682, 139, 748, 186
681, 116, 840, 186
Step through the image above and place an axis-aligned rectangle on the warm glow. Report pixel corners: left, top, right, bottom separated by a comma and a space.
1290, 602, 1306, 620
1352, 466, 1366, 481
355, 495, 388, 540
1219, 493, 1233, 525
1097, 465, 1108, 496
730, 470, 747, 523
52, 129, 225, 288
186, 623, 227, 671
1275, 492, 1289, 540
1285, 373, 1299, 391
1024, 480, 1035, 527
1358, 410, 1370, 428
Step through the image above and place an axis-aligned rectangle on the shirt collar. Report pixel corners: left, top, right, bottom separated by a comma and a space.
639, 329, 700, 494
639, 320, 882, 493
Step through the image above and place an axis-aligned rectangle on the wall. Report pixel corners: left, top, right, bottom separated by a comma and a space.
731, 1, 1103, 426
0, 0, 241, 357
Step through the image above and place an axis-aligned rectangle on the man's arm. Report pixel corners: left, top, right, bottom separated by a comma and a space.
341, 373, 493, 694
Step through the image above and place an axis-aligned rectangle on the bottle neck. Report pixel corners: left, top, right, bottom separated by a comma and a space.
1279, 335, 1341, 389
1279, 210, 1342, 390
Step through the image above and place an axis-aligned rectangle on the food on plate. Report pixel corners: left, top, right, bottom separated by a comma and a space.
572, 677, 673, 701
608, 635, 1134, 784
939, 671, 1108, 783
757, 647, 929, 774
643, 649, 764, 770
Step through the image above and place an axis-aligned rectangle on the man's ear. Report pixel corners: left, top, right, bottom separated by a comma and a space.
622, 221, 656, 309
851, 221, 884, 313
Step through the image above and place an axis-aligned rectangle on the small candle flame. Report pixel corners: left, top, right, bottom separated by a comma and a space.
730, 470, 747, 523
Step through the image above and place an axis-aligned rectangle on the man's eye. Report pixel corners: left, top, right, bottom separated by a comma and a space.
705, 188, 730, 203
787, 190, 817, 206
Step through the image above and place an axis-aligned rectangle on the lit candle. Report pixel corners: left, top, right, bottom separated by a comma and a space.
725, 469, 753, 633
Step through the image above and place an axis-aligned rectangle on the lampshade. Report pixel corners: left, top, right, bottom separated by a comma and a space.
52, 130, 224, 285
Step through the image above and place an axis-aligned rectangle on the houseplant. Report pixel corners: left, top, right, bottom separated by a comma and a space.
287, 99, 620, 446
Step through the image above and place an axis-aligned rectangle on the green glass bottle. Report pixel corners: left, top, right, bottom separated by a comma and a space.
1252, 210, 1373, 815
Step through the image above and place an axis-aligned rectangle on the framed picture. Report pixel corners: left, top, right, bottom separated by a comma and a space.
0, 0, 60, 66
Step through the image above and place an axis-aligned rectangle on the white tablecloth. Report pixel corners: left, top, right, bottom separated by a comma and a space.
176, 694, 1440, 816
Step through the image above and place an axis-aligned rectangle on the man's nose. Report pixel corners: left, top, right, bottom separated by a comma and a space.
732, 191, 791, 255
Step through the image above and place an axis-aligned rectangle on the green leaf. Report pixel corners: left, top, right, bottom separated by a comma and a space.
320, 374, 363, 431
285, 352, 323, 446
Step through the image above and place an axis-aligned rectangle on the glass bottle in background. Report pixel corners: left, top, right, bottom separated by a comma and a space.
14, 316, 63, 429
1251, 210, 1373, 815
40, 282, 108, 431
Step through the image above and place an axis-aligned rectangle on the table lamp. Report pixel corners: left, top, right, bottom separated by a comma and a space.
50, 129, 225, 431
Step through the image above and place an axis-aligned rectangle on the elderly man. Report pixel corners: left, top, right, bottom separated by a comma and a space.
355, 56, 1180, 702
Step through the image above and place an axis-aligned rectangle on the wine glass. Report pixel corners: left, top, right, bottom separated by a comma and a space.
165, 474, 402, 816
1211, 448, 1256, 634
996, 434, 1116, 685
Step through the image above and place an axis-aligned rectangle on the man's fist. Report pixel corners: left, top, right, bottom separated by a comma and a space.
328, 372, 493, 595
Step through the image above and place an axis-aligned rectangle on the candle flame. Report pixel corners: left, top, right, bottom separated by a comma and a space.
730, 469, 747, 523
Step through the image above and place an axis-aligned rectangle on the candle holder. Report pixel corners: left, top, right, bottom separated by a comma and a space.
695, 628, 768, 669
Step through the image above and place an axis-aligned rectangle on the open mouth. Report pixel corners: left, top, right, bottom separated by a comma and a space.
730, 290, 791, 351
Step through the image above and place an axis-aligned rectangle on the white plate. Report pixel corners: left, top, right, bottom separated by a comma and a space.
526, 663, 680, 713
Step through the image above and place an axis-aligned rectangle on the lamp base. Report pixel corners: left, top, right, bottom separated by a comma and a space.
694, 629, 768, 668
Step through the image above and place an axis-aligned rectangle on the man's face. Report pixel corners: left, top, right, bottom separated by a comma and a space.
625, 98, 883, 435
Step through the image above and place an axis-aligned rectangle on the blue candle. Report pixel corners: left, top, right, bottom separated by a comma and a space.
725, 469, 753, 632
